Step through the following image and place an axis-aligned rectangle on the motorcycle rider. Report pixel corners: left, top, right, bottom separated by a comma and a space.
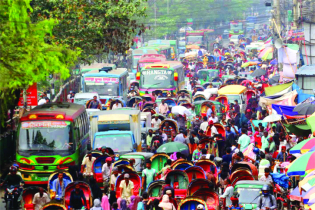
1, 166, 24, 208
256, 185, 276, 210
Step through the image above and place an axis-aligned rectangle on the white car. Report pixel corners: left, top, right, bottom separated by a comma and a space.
74, 92, 100, 106
229, 35, 239, 45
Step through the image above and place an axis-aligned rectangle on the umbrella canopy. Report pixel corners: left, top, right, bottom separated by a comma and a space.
270, 58, 277, 65
157, 142, 189, 154
290, 138, 315, 154
269, 75, 280, 85
293, 103, 315, 115
300, 175, 315, 192
172, 106, 191, 116
262, 113, 282, 122
287, 150, 315, 176
241, 61, 259, 68
258, 47, 274, 61
251, 68, 266, 77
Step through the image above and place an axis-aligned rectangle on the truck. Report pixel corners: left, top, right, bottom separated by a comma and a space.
89, 110, 141, 155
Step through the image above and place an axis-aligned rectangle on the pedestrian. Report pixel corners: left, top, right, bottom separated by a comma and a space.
120, 199, 130, 210
238, 128, 250, 152
165, 190, 177, 210
159, 100, 169, 115
146, 129, 155, 150
174, 130, 188, 144
220, 178, 234, 208
141, 160, 156, 191
129, 196, 141, 210
91, 199, 103, 210
159, 194, 175, 210
162, 122, 174, 141
276, 146, 288, 162
261, 131, 270, 152
233, 100, 240, 114
228, 194, 244, 210
208, 112, 218, 124
259, 168, 273, 186
222, 148, 232, 165
109, 191, 117, 209
81, 152, 96, 177
119, 173, 134, 200
101, 188, 110, 210
207, 120, 218, 137
162, 178, 175, 198
200, 116, 208, 132
102, 157, 113, 187
192, 143, 203, 162
151, 115, 161, 129
32, 187, 50, 210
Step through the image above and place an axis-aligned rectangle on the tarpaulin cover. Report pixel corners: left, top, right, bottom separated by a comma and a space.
272, 104, 298, 116
251, 120, 268, 132
307, 112, 315, 133
259, 90, 297, 109
271, 173, 289, 188
264, 82, 293, 96
284, 124, 311, 137
292, 83, 313, 103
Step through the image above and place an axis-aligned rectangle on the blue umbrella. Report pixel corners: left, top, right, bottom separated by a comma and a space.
270, 59, 277, 65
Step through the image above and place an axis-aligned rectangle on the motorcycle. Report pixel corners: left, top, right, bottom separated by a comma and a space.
274, 183, 300, 210
2, 184, 22, 210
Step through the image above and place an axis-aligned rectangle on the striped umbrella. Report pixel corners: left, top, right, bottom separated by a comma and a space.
287, 150, 315, 176
290, 138, 315, 154
299, 175, 315, 191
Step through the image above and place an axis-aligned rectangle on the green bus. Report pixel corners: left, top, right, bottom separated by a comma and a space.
17, 102, 90, 184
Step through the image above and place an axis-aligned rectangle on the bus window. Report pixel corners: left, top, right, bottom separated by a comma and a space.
80, 114, 86, 136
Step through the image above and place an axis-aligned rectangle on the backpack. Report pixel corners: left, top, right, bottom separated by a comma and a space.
259, 195, 274, 208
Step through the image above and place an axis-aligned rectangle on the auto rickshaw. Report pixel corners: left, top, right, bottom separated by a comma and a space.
160, 119, 179, 135
234, 180, 266, 210
119, 152, 154, 175
185, 166, 206, 182
187, 179, 214, 196
195, 160, 218, 178
23, 187, 50, 210
197, 69, 211, 83
231, 162, 258, 180
147, 180, 165, 198
48, 172, 73, 200
165, 170, 189, 199
42, 203, 67, 210
127, 96, 142, 107
92, 155, 110, 185
193, 188, 220, 210
178, 197, 208, 210
150, 153, 170, 174
171, 160, 193, 170
205, 123, 226, 139
115, 171, 141, 197
64, 182, 93, 210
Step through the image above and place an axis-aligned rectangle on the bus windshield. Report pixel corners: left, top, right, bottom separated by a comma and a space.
186, 36, 202, 45
94, 134, 133, 152
18, 121, 74, 153
140, 69, 174, 89
85, 82, 119, 96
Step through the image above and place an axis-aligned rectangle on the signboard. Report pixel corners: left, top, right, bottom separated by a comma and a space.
291, 29, 305, 41
22, 121, 68, 129
18, 83, 38, 106
84, 77, 119, 83
142, 70, 172, 75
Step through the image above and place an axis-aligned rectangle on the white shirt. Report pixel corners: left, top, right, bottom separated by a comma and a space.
151, 118, 161, 128
220, 185, 234, 207
259, 175, 274, 185
210, 126, 218, 137
81, 157, 96, 175
32, 192, 50, 210
38, 99, 46, 105
110, 173, 121, 190
231, 146, 239, 154
102, 163, 112, 181
208, 116, 219, 124
200, 122, 208, 132
112, 103, 122, 110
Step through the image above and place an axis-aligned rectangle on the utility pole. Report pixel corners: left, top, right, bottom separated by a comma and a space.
275, 0, 281, 37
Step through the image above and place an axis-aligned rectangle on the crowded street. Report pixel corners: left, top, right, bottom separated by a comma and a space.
1, 0, 315, 210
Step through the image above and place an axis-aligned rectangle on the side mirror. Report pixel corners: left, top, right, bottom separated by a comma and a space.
87, 144, 91, 151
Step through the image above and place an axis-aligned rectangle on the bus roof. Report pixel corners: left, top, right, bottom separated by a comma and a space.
138, 58, 163, 63
80, 63, 116, 71
21, 102, 85, 122
84, 68, 128, 78
159, 61, 183, 69
143, 61, 183, 70
132, 48, 157, 55
140, 54, 166, 60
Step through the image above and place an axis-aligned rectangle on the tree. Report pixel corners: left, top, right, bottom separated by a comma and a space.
30, 0, 148, 61
0, 0, 80, 126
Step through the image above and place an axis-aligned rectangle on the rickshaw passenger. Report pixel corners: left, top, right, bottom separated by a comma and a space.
69, 182, 87, 210
119, 173, 134, 200
81, 152, 96, 177
163, 122, 174, 141
51, 171, 71, 201
32, 188, 50, 210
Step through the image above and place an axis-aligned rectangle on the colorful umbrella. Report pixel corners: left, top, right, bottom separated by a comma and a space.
303, 186, 315, 203
299, 175, 315, 191
290, 138, 315, 154
287, 150, 315, 176
258, 46, 274, 61
157, 142, 189, 155
241, 61, 259, 68
270, 58, 277, 65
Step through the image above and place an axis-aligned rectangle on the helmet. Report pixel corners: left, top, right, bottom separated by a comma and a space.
9, 166, 17, 172
261, 184, 270, 195
13, 163, 19, 169
253, 147, 260, 154
197, 204, 204, 210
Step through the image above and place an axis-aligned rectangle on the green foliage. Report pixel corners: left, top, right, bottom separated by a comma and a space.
0, 0, 80, 125
30, 0, 148, 60
140, 0, 254, 38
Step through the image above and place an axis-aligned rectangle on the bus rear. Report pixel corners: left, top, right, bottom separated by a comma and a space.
17, 103, 89, 184
131, 49, 158, 73
185, 31, 205, 46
